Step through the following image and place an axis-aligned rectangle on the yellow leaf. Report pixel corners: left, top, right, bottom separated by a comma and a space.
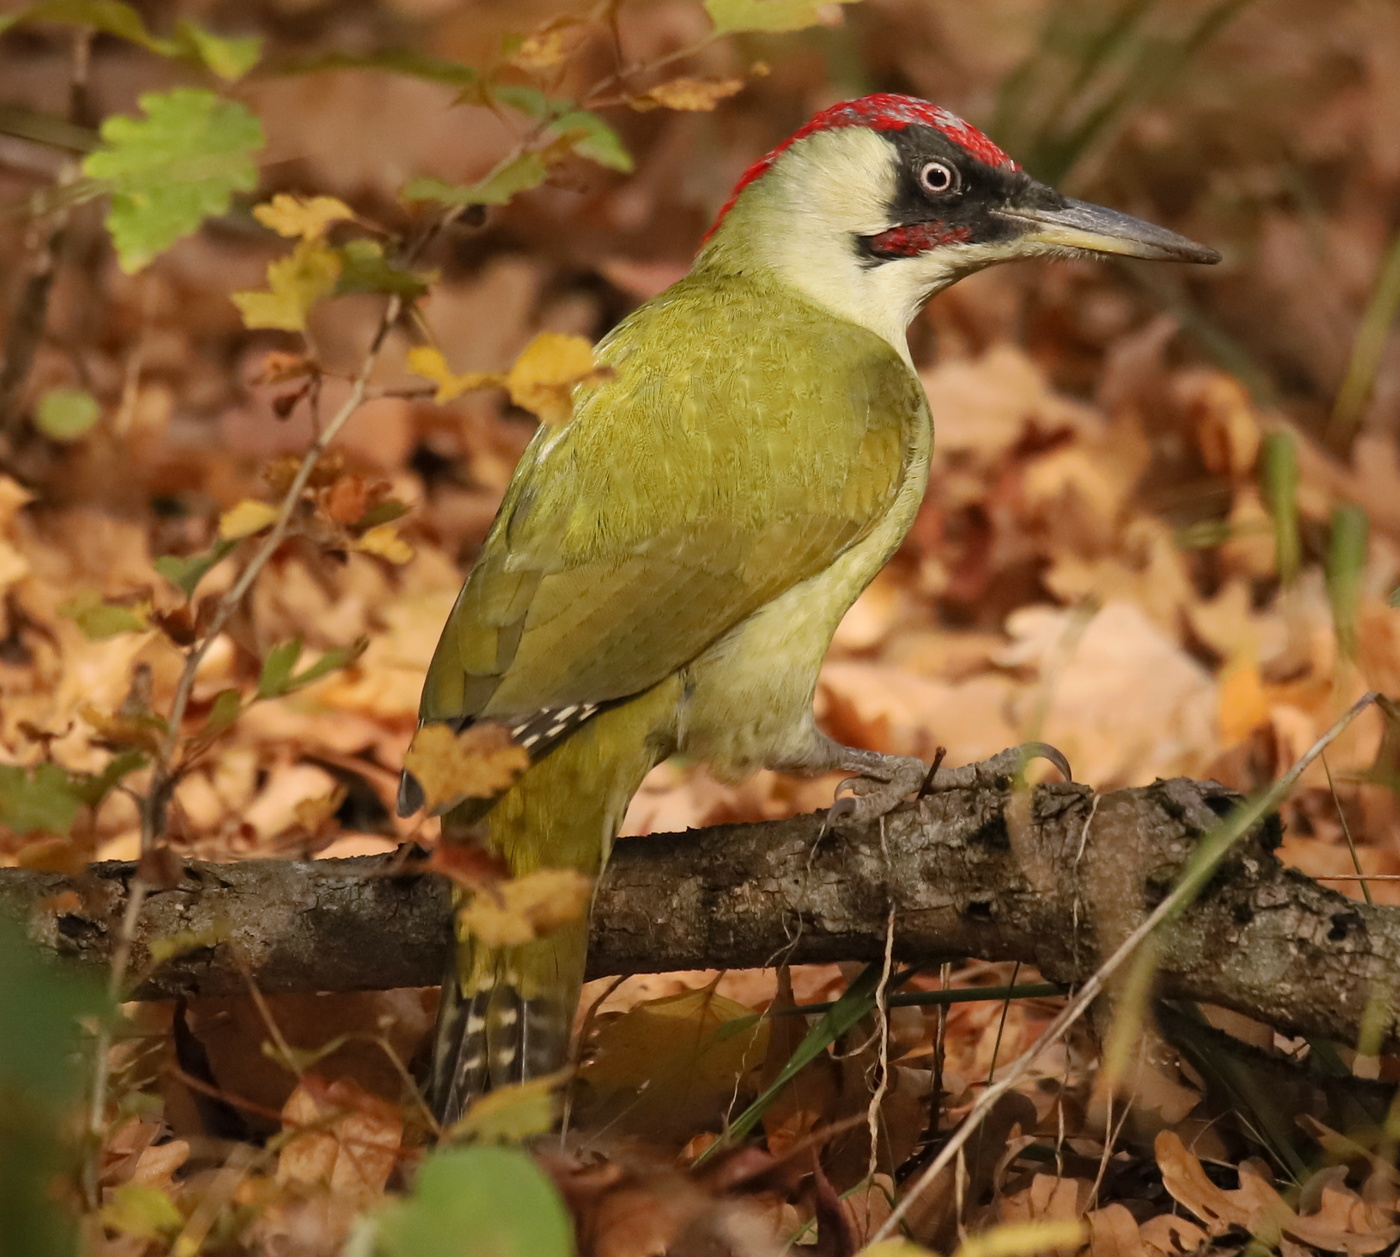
355, 521, 415, 564
952, 1222, 1089, 1257
218, 498, 279, 540
100, 1183, 183, 1241
857, 1243, 936, 1257
447, 1074, 563, 1143
511, 29, 569, 71
635, 76, 745, 112
506, 331, 608, 425
458, 867, 593, 947
406, 345, 502, 404
231, 238, 342, 332
404, 722, 530, 813
253, 193, 355, 240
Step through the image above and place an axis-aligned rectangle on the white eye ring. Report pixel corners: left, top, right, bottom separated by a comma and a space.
919, 160, 958, 195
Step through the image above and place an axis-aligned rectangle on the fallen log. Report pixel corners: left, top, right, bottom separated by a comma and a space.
2, 775, 1396, 1049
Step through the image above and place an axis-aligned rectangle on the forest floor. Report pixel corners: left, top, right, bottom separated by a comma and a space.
3, 0, 1400, 1253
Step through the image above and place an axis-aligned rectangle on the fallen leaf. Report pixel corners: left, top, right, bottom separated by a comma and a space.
403, 722, 530, 813
277, 1075, 402, 1208
458, 867, 594, 947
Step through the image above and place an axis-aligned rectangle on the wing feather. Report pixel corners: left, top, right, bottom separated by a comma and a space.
418, 271, 924, 733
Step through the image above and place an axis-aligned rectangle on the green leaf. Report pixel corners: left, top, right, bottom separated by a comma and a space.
446, 1076, 559, 1144
59, 589, 148, 639
170, 20, 261, 81
697, 964, 915, 1161
488, 85, 551, 118
153, 537, 236, 598
204, 688, 242, 735
370, 1146, 572, 1257
0, 762, 82, 836
257, 636, 304, 699
271, 48, 478, 88
1328, 504, 1369, 659
82, 88, 264, 272
357, 498, 411, 530
0, 0, 155, 49
333, 239, 435, 300
401, 152, 549, 207
0, 919, 111, 1257
66, 750, 147, 809
35, 387, 99, 441
551, 109, 633, 172
1260, 430, 1299, 587
286, 638, 370, 694
100, 1183, 183, 1241
704, 0, 862, 35
0, 3, 261, 80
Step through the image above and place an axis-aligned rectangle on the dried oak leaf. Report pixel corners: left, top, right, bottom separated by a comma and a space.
458, 867, 594, 947
403, 723, 529, 813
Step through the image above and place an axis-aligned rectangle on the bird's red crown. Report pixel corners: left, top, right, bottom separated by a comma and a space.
703, 93, 1018, 242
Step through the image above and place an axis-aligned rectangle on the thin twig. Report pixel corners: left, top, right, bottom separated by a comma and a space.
139, 303, 397, 848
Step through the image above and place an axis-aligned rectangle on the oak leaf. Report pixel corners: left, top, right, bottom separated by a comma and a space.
403, 722, 529, 813
458, 867, 593, 947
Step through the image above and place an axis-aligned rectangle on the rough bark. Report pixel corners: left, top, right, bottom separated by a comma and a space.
3, 776, 1397, 1051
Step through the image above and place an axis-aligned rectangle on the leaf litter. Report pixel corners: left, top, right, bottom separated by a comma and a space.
3, 0, 1400, 1253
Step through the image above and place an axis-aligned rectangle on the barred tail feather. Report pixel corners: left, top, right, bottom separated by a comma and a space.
427, 920, 591, 1126
426, 678, 681, 1127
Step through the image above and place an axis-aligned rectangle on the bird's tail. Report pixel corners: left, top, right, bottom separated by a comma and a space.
426, 679, 678, 1128
427, 902, 590, 1124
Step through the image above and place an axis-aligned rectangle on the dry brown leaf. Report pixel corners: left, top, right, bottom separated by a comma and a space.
1137, 1214, 1209, 1256
402, 722, 530, 813
1086, 1203, 1146, 1257
276, 1075, 402, 1207
1179, 368, 1261, 479
1156, 1130, 1400, 1254
635, 76, 746, 111
578, 985, 770, 1143
458, 867, 594, 947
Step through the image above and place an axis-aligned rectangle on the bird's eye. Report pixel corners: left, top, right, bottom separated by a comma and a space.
918, 161, 958, 195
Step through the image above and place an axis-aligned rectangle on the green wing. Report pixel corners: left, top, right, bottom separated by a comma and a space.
418, 271, 925, 729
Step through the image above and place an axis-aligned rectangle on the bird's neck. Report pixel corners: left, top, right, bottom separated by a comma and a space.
696, 130, 966, 365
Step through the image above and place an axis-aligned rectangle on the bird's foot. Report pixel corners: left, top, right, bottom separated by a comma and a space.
826, 742, 1073, 830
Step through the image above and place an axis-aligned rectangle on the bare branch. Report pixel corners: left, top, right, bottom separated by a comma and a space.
4, 776, 1398, 1053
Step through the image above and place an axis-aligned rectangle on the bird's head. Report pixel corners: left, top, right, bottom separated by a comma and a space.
699, 93, 1219, 355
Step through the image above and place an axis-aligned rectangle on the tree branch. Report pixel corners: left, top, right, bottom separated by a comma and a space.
3, 776, 1397, 1050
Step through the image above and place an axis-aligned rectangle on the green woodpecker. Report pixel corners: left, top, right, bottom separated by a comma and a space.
402, 93, 1219, 1123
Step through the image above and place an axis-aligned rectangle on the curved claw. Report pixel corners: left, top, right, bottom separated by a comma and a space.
1007, 741, 1073, 782
835, 774, 882, 798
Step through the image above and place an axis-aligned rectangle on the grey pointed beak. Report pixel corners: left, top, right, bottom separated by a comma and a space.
996, 197, 1220, 265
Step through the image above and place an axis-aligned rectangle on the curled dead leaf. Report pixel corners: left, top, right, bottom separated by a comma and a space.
403, 722, 530, 813
633, 76, 746, 111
